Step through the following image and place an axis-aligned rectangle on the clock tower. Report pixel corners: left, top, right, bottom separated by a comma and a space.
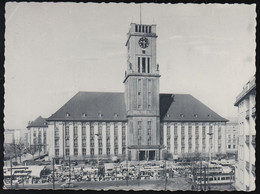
123, 23, 162, 161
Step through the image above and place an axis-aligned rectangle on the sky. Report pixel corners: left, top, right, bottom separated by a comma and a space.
4, 3, 256, 129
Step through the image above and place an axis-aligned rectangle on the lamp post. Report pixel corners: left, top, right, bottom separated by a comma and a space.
207, 132, 213, 163
95, 133, 100, 176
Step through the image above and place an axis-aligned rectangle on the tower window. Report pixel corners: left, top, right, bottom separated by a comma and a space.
146, 26, 148, 33
139, 25, 141, 32
138, 57, 140, 73
147, 58, 150, 73
142, 57, 146, 73
149, 26, 151, 33
135, 25, 138, 32
142, 26, 144, 32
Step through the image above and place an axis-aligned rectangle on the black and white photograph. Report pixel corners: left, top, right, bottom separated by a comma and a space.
3, 2, 256, 191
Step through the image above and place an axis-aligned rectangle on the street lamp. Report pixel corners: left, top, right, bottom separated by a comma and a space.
207, 132, 213, 163
95, 133, 100, 175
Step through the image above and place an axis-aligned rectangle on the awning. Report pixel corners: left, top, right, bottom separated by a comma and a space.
27, 166, 46, 178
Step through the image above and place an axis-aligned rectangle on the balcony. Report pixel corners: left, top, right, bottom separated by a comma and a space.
252, 164, 255, 176
245, 110, 250, 119
246, 161, 250, 172
245, 135, 250, 145
252, 135, 255, 147
252, 107, 256, 118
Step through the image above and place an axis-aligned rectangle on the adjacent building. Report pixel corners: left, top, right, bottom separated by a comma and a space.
27, 116, 48, 153
46, 23, 228, 162
225, 117, 238, 155
234, 75, 256, 191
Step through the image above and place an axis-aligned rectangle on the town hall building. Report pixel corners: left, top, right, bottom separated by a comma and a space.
29, 23, 228, 162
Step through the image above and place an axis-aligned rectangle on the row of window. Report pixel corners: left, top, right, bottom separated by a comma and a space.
55, 147, 127, 156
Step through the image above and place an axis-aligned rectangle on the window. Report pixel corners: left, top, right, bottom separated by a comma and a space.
138, 137, 141, 145
74, 149, 78, 156
55, 139, 59, 147
209, 126, 213, 133
228, 145, 231, 149
122, 148, 126, 155
90, 148, 94, 156
98, 123, 102, 135
74, 139, 78, 147
55, 149, 59, 156
106, 125, 110, 136
188, 125, 192, 137
82, 126, 86, 136
174, 125, 178, 136
114, 124, 118, 136
167, 125, 170, 136
122, 137, 126, 146
147, 58, 150, 73
65, 126, 69, 136
98, 138, 102, 147
90, 138, 94, 147
65, 149, 70, 156
114, 137, 118, 146
114, 148, 118, 155
98, 148, 102, 155
82, 139, 86, 147
148, 128, 151, 135
82, 148, 86, 156
148, 137, 151, 145
122, 123, 126, 136
233, 145, 236, 149
90, 124, 94, 135
106, 137, 110, 147
107, 148, 110, 155
55, 127, 59, 137
65, 139, 70, 147
142, 57, 146, 73
202, 126, 206, 137
138, 57, 140, 72
73, 126, 78, 136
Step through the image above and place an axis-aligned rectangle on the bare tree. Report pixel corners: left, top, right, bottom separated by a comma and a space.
16, 138, 26, 163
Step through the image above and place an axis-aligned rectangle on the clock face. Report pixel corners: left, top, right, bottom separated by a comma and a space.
139, 37, 149, 48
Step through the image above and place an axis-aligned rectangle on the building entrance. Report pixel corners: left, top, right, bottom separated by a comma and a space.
149, 151, 155, 160
139, 151, 145, 161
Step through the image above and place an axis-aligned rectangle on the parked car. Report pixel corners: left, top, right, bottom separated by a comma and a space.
60, 182, 76, 188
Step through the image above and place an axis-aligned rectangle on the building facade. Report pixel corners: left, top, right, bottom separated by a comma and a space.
27, 116, 48, 153
46, 23, 228, 162
225, 118, 238, 154
234, 75, 256, 191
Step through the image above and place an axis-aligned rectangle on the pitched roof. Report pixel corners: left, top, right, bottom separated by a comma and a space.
27, 116, 48, 128
160, 94, 228, 122
47, 92, 127, 121
47, 92, 227, 122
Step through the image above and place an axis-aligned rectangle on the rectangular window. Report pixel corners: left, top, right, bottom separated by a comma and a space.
55, 139, 59, 147
74, 139, 78, 147
114, 148, 118, 155
65, 149, 70, 156
90, 148, 94, 156
106, 137, 110, 147
122, 124, 126, 136
106, 125, 110, 136
114, 137, 118, 146
138, 137, 141, 145
114, 124, 118, 136
209, 126, 213, 134
65, 139, 70, 147
55, 149, 59, 156
98, 148, 102, 155
142, 57, 146, 73
122, 137, 126, 146
82, 148, 86, 156
148, 128, 151, 135
98, 123, 102, 135
147, 58, 150, 73
90, 124, 94, 135
82, 126, 86, 136
148, 137, 151, 145
138, 57, 140, 73
98, 138, 102, 147
90, 138, 94, 147
73, 126, 78, 136
149, 26, 151, 33
167, 124, 170, 136
202, 126, 206, 137
74, 149, 78, 156
82, 139, 86, 147
107, 148, 110, 155
65, 126, 69, 136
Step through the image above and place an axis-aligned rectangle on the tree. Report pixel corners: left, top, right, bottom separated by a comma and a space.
16, 138, 26, 163
26, 145, 37, 159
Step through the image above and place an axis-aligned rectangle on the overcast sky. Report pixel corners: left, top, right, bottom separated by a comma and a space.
4, 3, 256, 129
